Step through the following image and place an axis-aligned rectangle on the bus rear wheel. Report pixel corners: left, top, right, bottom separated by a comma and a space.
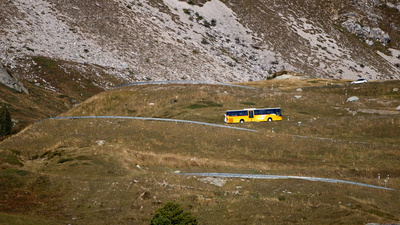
240, 119, 244, 123
267, 118, 273, 122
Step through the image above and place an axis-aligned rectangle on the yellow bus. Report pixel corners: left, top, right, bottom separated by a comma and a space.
224, 108, 282, 124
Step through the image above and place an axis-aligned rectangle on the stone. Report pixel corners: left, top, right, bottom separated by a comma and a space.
294, 95, 302, 99
382, 33, 390, 45
296, 88, 303, 92
393, 88, 399, 92
366, 40, 374, 46
347, 96, 359, 102
96, 140, 105, 146
396, 106, 400, 111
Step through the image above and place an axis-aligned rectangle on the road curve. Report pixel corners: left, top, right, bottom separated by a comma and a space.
114, 80, 257, 89
177, 173, 395, 191
35, 116, 395, 191
36, 116, 258, 132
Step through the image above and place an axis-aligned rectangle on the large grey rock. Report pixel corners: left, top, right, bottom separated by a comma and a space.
342, 19, 390, 45
347, 96, 359, 102
0, 65, 28, 94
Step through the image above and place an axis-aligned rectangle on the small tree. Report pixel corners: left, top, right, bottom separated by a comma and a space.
0, 103, 12, 136
151, 202, 198, 225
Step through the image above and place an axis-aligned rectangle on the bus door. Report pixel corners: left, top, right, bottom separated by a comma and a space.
248, 110, 254, 122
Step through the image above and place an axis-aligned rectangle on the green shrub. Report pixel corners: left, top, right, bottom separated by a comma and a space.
151, 202, 198, 225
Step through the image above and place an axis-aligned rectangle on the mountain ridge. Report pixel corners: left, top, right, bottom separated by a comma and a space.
1, 0, 400, 126
1, 1, 400, 86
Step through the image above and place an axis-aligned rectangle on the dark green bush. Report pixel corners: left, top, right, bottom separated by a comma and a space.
151, 202, 198, 225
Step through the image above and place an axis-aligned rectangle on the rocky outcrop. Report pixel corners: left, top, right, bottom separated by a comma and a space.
342, 19, 390, 46
0, 65, 28, 94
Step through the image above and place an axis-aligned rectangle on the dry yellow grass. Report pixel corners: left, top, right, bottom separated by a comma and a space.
1, 80, 400, 224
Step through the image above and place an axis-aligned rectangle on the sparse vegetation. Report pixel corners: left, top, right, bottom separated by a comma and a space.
0, 150, 23, 167
201, 38, 209, 45
240, 101, 256, 106
194, 12, 203, 21
211, 19, 217, 27
183, 8, 192, 15
0, 80, 399, 224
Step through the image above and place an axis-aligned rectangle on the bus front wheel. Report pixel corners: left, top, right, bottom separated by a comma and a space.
267, 118, 273, 122
240, 119, 244, 123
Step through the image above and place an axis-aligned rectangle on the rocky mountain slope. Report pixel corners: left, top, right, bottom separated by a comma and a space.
1, 0, 400, 94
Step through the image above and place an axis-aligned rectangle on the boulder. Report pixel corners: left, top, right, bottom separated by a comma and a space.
347, 96, 359, 102
96, 140, 105, 146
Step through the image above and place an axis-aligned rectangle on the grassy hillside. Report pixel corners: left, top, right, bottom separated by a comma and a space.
0, 56, 115, 136
0, 81, 71, 136
0, 79, 399, 224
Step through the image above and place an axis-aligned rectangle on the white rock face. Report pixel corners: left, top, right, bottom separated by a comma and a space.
0, 0, 399, 87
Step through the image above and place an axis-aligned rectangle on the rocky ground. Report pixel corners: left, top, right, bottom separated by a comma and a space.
0, 0, 400, 94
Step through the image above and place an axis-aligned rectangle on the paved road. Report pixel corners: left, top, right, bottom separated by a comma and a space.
114, 80, 257, 89
37, 116, 258, 132
177, 172, 395, 191
36, 116, 395, 191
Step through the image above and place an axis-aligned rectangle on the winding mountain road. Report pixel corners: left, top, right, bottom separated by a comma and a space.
36, 116, 258, 132
36, 116, 396, 191
114, 80, 257, 89
177, 173, 395, 191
